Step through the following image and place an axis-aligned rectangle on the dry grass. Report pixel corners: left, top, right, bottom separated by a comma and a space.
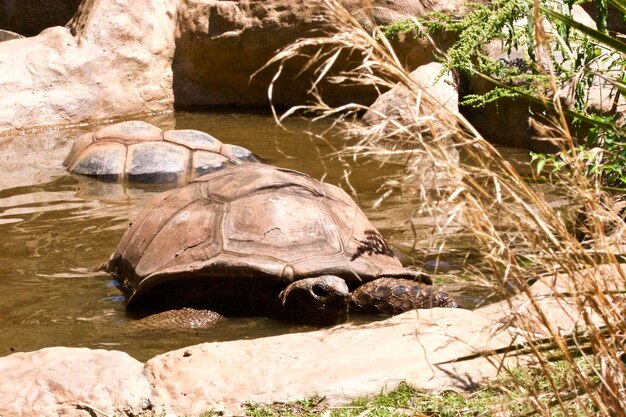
265, 0, 626, 416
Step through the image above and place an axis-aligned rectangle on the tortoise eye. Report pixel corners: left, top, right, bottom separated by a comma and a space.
312, 283, 328, 297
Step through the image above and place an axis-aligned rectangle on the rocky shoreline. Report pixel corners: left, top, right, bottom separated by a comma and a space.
0, 308, 508, 416
1, 263, 610, 416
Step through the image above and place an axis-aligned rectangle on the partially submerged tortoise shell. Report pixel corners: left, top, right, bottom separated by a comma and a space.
104, 164, 431, 310
63, 120, 258, 183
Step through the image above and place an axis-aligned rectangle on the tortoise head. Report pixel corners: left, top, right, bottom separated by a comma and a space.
279, 275, 349, 326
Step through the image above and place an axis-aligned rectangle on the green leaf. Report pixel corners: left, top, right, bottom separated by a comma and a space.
530, 151, 541, 163
536, 158, 547, 175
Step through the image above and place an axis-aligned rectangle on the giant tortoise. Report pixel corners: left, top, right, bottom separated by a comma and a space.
104, 164, 456, 327
64, 120, 258, 183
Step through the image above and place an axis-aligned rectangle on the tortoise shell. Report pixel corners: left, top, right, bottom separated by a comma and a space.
104, 164, 430, 310
63, 120, 257, 183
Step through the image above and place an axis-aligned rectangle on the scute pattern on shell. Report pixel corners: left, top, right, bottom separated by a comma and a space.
104, 164, 431, 311
63, 120, 258, 183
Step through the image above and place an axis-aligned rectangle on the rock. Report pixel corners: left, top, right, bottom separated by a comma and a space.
361, 62, 460, 188
547, 8, 625, 124
0, 0, 82, 37
0, 264, 620, 416
461, 39, 545, 149
0, 29, 24, 42
362, 62, 458, 127
174, 0, 471, 108
0, 308, 516, 416
476, 264, 622, 336
173, 0, 323, 108
344, 0, 478, 69
145, 308, 513, 416
560, 62, 626, 125
0, 347, 153, 417
580, 1, 626, 35
5, 284, 610, 417
0, 0, 177, 134
0, 0, 479, 134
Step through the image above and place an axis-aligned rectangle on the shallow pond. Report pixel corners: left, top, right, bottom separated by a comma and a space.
0, 111, 533, 361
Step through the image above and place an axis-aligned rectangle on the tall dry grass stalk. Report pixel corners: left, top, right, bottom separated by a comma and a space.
265, 0, 626, 415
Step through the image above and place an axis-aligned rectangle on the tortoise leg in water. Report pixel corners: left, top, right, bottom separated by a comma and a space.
350, 278, 458, 316
134, 308, 224, 329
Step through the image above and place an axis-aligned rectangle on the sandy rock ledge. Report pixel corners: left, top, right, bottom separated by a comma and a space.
0, 308, 514, 417
0, 347, 152, 417
145, 308, 511, 416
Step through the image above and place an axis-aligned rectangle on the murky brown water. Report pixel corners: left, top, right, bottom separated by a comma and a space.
0, 111, 531, 361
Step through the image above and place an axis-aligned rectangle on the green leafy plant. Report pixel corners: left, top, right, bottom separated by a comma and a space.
382, 0, 626, 188
381, 0, 544, 105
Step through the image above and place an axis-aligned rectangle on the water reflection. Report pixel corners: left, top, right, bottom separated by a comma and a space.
0, 111, 539, 361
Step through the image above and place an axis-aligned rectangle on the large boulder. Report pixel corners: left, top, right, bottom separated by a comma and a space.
145, 308, 512, 415
476, 263, 625, 335
560, 59, 626, 126
2, 260, 616, 417
580, 1, 626, 35
461, 39, 545, 150
362, 62, 458, 127
173, 0, 469, 108
0, 0, 478, 134
361, 62, 460, 188
0, 347, 153, 417
0, 0, 82, 37
0, 0, 177, 134
172, 0, 328, 108
0, 29, 24, 42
